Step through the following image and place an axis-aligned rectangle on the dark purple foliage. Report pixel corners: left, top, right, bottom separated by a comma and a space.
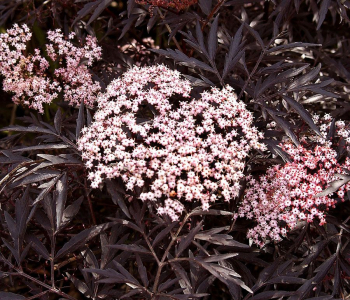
0, 0, 350, 299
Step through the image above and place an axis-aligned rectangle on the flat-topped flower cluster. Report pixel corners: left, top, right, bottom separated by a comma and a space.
0, 24, 101, 113
78, 65, 266, 220
236, 115, 350, 247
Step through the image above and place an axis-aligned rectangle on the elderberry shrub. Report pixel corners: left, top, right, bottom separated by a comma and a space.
0, 1, 350, 299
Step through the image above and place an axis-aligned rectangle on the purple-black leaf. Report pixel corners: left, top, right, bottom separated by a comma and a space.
0, 292, 26, 300
170, 261, 192, 293
25, 234, 50, 260
152, 221, 178, 247
315, 174, 350, 197
136, 254, 149, 287
106, 179, 130, 218
227, 24, 244, 62
87, 0, 113, 26
244, 23, 265, 49
222, 24, 244, 78
120, 289, 144, 299
198, 0, 212, 15
165, 294, 209, 300
66, 272, 91, 297
248, 291, 295, 300
317, 0, 331, 30
190, 209, 233, 216
267, 42, 320, 54
32, 176, 60, 206
37, 154, 82, 165
19, 242, 31, 262
60, 196, 84, 230
252, 258, 283, 291
113, 261, 140, 285
54, 108, 62, 135
2, 238, 19, 264
196, 275, 215, 294
176, 221, 203, 257
12, 144, 69, 152
282, 95, 322, 136
2, 125, 53, 135
195, 20, 208, 58
86, 108, 92, 126
85, 268, 126, 283
158, 278, 181, 292
208, 14, 219, 62
256, 64, 309, 96
127, 0, 136, 17
263, 139, 291, 163
147, 12, 158, 32
339, 257, 350, 278
288, 64, 321, 90
152, 49, 215, 73
108, 244, 151, 255
266, 108, 300, 146
76, 99, 85, 140
108, 218, 142, 233
203, 253, 238, 263
267, 276, 306, 285
15, 187, 31, 242
72, 1, 100, 25
9, 169, 61, 190
194, 259, 253, 293
55, 172, 67, 230
56, 223, 110, 258
195, 233, 249, 248
327, 118, 336, 140
119, 15, 138, 40
293, 255, 337, 299
4, 211, 17, 242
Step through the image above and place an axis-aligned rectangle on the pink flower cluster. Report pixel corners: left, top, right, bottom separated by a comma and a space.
46, 30, 102, 108
0, 24, 60, 113
236, 121, 350, 247
313, 113, 350, 148
0, 24, 101, 113
78, 65, 265, 221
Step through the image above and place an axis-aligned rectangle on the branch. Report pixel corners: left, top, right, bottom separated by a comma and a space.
152, 212, 192, 293
157, 8, 182, 52
1, 254, 77, 300
201, 0, 227, 31
84, 174, 97, 225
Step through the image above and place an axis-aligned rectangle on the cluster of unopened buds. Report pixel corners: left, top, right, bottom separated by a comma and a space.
136, 0, 198, 14
0, 24, 101, 113
78, 64, 265, 221
236, 115, 350, 247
